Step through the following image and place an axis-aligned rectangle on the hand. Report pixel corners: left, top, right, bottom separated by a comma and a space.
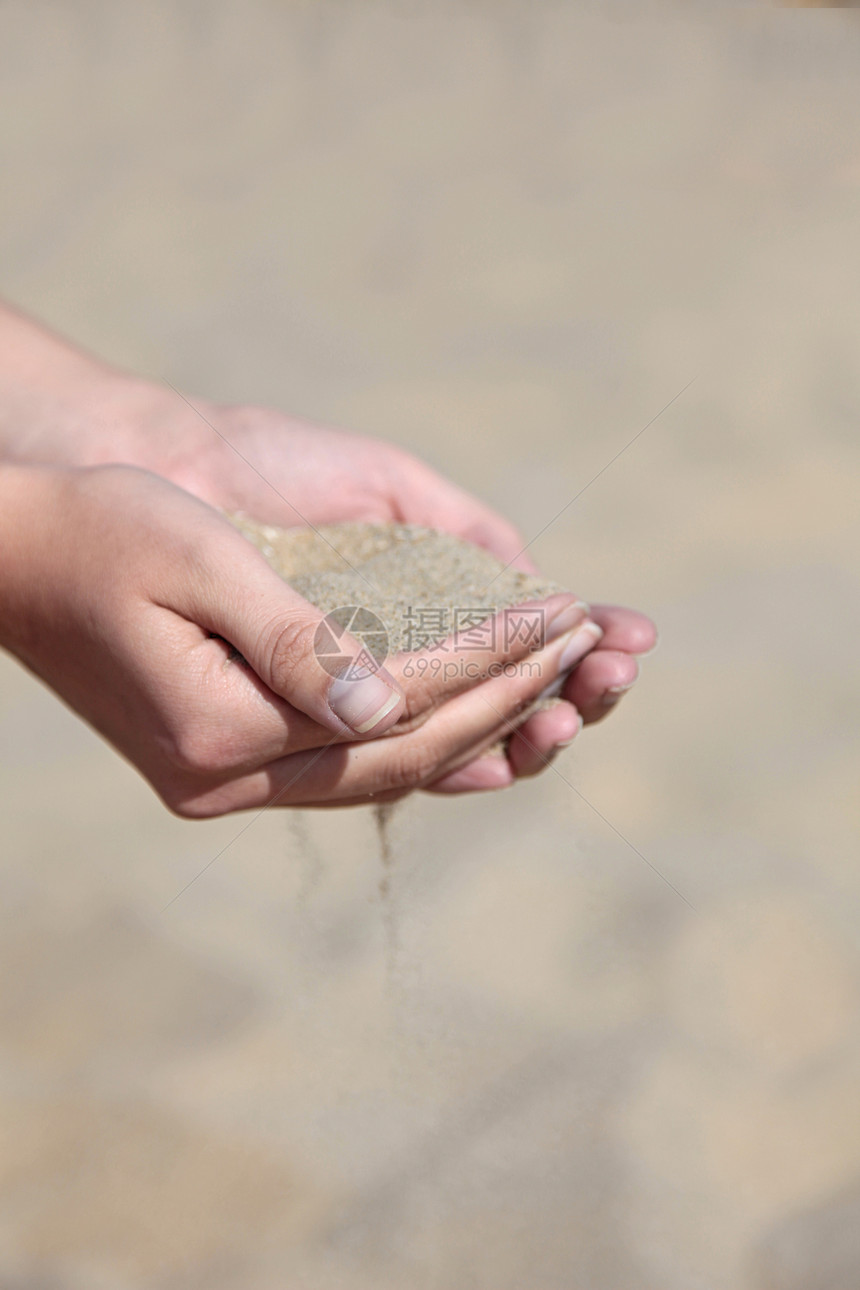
78, 382, 657, 791
0, 462, 595, 815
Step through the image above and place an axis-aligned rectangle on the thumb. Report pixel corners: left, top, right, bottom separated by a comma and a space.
168, 519, 405, 738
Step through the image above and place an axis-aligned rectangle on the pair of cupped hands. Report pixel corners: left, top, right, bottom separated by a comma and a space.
1, 363, 655, 817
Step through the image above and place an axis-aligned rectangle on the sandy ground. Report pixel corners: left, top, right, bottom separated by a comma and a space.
2, 3, 860, 1287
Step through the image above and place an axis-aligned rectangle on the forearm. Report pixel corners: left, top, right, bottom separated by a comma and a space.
0, 459, 64, 658
0, 304, 108, 453
0, 302, 163, 468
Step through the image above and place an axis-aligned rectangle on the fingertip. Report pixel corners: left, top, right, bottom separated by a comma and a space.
633, 628, 659, 657
588, 606, 658, 655
505, 698, 581, 778
551, 705, 584, 748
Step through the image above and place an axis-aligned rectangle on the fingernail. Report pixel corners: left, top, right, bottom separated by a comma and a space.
555, 713, 584, 749
559, 620, 603, 670
602, 679, 637, 705
545, 599, 590, 643
328, 672, 401, 733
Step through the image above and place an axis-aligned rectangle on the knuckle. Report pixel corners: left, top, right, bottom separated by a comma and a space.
162, 726, 226, 778
385, 739, 439, 790
261, 614, 317, 694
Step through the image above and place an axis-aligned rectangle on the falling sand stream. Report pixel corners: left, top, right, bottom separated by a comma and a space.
373, 800, 400, 979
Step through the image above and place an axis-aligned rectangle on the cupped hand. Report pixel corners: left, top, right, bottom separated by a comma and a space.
0, 462, 595, 815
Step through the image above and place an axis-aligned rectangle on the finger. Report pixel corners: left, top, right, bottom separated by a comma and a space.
158, 500, 406, 739
172, 622, 585, 814
505, 699, 582, 778
588, 605, 657, 655
384, 597, 598, 721
561, 649, 639, 725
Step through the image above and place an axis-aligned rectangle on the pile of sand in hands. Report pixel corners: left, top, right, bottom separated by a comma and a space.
231, 516, 572, 746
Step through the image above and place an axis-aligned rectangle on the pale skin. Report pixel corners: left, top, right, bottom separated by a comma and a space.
0, 304, 655, 814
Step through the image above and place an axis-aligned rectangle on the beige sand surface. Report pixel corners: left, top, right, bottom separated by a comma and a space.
231, 515, 561, 654
2, 5, 860, 1289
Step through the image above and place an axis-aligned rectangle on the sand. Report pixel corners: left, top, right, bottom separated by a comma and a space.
230, 515, 564, 657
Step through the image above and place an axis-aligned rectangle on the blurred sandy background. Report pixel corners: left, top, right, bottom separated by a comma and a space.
2, 3, 860, 1287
